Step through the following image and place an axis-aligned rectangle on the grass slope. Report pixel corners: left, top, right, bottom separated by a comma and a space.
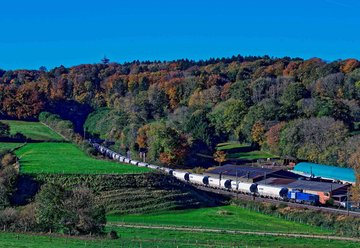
0, 142, 24, 153
217, 142, 278, 160
1, 120, 64, 141
107, 205, 329, 234
16, 142, 151, 174
1, 230, 358, 248
109, 227, 358, 248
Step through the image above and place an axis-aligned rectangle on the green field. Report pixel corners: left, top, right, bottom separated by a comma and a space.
0, 142, 24, 153
107, 205, 329, 234
16, 142, 151, 174
109, 227, 359, 248
226, 150, 278, 160
0, 229, 358, 248
1, 120, 64, 141
217, 142, 278, 160
217, 142, 251, 151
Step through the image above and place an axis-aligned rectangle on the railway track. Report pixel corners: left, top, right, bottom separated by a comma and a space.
194, 185, 360, 217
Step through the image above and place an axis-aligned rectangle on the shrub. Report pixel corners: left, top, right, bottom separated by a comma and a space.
108, 230, 119, 239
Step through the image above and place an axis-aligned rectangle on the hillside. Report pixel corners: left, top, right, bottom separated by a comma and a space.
1, 56, 360, 169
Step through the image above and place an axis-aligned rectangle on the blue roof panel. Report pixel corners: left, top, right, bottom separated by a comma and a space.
294, 162, 356, 183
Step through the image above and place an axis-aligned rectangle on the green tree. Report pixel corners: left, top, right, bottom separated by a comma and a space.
208, 98, 247, 138
0, 122, 10, 138
35, 183, 66, 232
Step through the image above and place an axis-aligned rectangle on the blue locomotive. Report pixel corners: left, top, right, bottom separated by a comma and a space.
287, 189, 319, 205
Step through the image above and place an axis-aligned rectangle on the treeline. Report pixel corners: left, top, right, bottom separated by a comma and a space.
1, 56, 360, 167
39, 112, 97, 156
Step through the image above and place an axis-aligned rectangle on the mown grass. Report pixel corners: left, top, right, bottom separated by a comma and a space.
108, 227, 359, 248
216, 142, 250, 151
216, 142, 278, 160
107, 205, 330, 234
15, 142, 151, 174
0, 142, 24, 153
1, 120, 64, 141
226, 150, 278, 160
1, 229, 357, 248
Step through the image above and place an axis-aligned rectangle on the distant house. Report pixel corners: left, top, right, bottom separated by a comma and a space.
292, 162, 356, 184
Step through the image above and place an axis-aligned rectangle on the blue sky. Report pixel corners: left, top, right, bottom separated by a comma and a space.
0, 0, 359, 70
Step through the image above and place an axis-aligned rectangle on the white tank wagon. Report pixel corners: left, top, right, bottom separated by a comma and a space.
257, 185, 288, 199
118, 156, 126, 162
173, 171, 190, 181
158, 167, 173, 175
237, 182, 258, 194
220, 179, 232, 189
208, 178, 220, 188
123, 158, 131, 164
189, 174, 209, 185
111, 153, 119, 159
148, 164, 160, 170
137, 162, 148, 167
130, 160, 140, 166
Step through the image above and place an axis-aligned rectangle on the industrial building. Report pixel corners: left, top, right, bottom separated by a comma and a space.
256, 177, 350, 204
293, 162, 356, 184
205, 164, 303, 183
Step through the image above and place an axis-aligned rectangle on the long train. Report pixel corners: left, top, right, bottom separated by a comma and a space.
92, 142, 320, 205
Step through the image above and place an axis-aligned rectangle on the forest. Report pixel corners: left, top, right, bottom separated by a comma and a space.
1, 55, 360, 169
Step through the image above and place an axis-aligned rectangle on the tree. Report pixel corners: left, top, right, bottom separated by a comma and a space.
279, 117, 348, 164
349, 147, 360, 207
35, 183, 66, 232
1, 153, 16, 167
146, 122, 189, 167
0, 122, 10, 138
101, 56, 110, 65
208, 98, 247, 138
62, 187, 105, 235
213, 150, 227, 166
265, 122, 286, 154
251, 121, 265, 146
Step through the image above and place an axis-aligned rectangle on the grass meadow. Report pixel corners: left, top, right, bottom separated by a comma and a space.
107, 205, 330, 235
16, 142, 151, 174
1, 120, 64, 141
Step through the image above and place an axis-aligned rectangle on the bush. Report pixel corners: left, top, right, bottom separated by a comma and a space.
1, 153, 17, 167
108, 230, 119, 239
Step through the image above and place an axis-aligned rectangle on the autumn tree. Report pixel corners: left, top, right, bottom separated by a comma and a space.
213, 150, 227, 166
251, 121, 265, 146
349, 147, 360, 207
146, 122, 190, 167
265, 122, 286, 154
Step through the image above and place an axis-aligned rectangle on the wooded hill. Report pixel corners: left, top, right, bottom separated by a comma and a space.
1, 55, 360, 168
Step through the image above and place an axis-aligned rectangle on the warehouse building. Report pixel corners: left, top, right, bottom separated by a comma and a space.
205, 164, 303, 183
293, 162, 356, 184
256, 177, 350, 204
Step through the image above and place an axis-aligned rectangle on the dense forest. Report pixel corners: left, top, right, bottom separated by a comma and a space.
1, 55, 360, 168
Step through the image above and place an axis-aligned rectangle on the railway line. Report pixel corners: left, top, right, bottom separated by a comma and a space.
91, 141, 360, 217
194, 185, 360, 217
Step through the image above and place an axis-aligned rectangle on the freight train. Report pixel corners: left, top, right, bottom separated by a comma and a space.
92, 142, 320, 205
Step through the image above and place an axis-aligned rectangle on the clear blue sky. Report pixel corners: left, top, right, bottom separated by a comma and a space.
0, 0, 359, 70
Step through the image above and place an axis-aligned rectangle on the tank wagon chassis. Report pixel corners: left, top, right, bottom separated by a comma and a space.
92, 142, 328, 207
